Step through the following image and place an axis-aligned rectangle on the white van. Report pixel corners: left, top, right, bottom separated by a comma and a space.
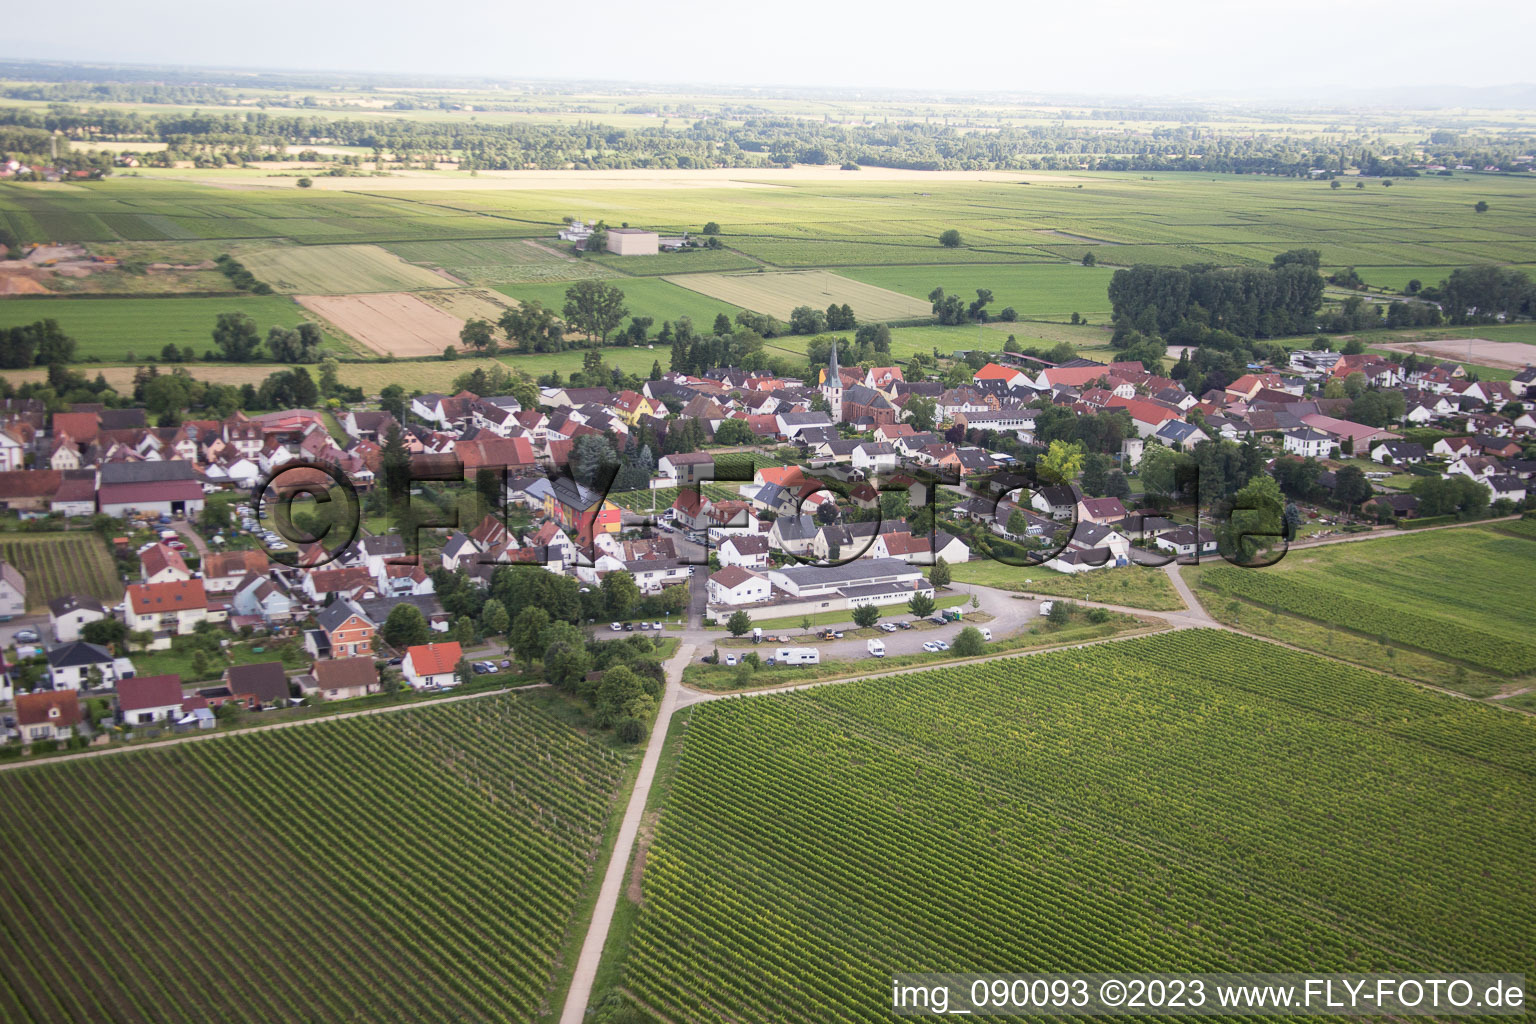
979, 627, 992, 642
1039, 601, 1055, 618
774, 647, 821, 665
867, 639, 885, 658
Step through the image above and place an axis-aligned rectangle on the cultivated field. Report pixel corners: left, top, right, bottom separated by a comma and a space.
0, 693, 627, 1024
839, 263, 1119, 320
947, 559, 1185, 610
0, 533, 121, 610
239, 243, 456, 294
296, 292, 462, 356
1189, 524, 1536, 683
617, 630, 1536, 1023
417, 286, 517, 323
0, 295, 336, 361
497, 276, 746, 332
384, 238, 617, 286
664, 270, 932, 320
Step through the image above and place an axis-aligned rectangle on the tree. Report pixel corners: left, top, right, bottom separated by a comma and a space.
788, 306, 826, 334
938, 229, 962, 248
460, 318, 496, 353
212, 311, 262, 362
543, 639, 592, 693
602, 570, 640, 620
908, 592, 936, 618
380, 423, 411, 501
382, 603, 430, 649
563, 281, 629, 345
509, 606, 551, 668
1334, 464, 1373, 517
616, 717, 647, 743
1046, 601, 1071, 626
480, 597, 510, 637
904, 396, 937, 433
1037, 439, 1086, 485
852, 604, 880, 629
1221, 474, 1286, 564
712, 313, 732, 336
594, 664, 647, 727
702, 222, 721, 235
726, 610, 753, 637
929, 557, 951, 589
1474, 200, 1489, 213
1082, 251, 1096, 266
1006, 508, 1030, 537
297, 176, 313, 188
952, 626, 986, 656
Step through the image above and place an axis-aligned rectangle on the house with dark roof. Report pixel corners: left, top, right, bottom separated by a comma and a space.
306, 598, 376, 660
46, 640, 122, 690
305, 657, 379, 700
97, 461, 205, 517
49, 594, 107, 643
224, 661, 292, 707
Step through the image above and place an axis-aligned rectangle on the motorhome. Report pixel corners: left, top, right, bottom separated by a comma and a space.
867, 639, 885, 658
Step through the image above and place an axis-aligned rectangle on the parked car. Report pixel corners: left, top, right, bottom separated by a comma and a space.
932, 640, 950, 651
878, 622, 897, 633
387, 657, 403, 666
499, 659, 511, 669
725, 653, 738, 666
623, 623, 634, 631
832, 631, 844, 639
610, 622, 623, 631
894, 621, 913, 630
929, 615, 946, 625
13, 628, 38, 643
653, 622, 663, 631
922, 641, 942, 653
471, 662, 490, 674
638, 622, 651, 630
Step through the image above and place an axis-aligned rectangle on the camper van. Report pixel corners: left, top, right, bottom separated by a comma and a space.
867, 639, 885, 658
774, 647, 821, 665
1039, 601, 1055, 618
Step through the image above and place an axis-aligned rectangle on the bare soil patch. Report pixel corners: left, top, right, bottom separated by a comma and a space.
296, 292, 462, 357
1375, 337, 1536, 370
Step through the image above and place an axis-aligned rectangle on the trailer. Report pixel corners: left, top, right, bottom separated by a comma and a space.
774, 646, 821, 665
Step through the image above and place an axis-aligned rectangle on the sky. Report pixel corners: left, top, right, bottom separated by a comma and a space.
8, 0, 1536, 100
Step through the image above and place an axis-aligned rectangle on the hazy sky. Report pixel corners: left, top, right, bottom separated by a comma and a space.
9, 0, 1535, 98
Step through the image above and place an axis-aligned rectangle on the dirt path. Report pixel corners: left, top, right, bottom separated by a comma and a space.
558, 642, 695, 1024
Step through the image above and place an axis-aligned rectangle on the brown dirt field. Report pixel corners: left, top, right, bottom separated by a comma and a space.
296, 292, 463, 357
0, 271, 49, 294
0, 358, 511, 396
1375, 337, 1536, 370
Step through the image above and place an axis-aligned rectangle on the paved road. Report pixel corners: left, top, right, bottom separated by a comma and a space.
558, 641, 696, 1024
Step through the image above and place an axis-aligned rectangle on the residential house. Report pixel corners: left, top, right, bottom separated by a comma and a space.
718, 534, 771, 569
15, 690, 81, 743
0, 562, 24, 620
46, 640, 120, 690
117, 674, 185, 724
97, 461, 205, 518
307, 598, 376, 660
1370, 441, 1427, 465
202, 550, 269, 594
232, 575, 298, 624
1076, 497, 1129, 526
1284, 428, 1336, 459
140, 543, 191, 585
49, 594, 107, 643
1155, 526, 1219, 558
707, 566, 772, 606
224, 662, 293, 708
308, 657, 380, 700
402, 641, 462, 689
125, 580, 208, 638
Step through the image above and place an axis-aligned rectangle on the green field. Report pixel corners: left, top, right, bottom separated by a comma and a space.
615, 630, 1536, 1023
0, 295, 340, 361
948, 559, 1186, 610
1190, 525, 1536, 678
495, 276, 746, 332
0, 692, 626, 1024
384, 238, 617, 286
239, 243, 455, 294
0, 533, 120, 610
839, 263, 1119, 319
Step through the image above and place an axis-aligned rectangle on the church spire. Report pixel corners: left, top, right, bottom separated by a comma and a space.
827, 337, 840, 384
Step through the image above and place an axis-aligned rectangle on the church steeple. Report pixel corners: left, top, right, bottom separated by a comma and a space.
823, 339, 844, 422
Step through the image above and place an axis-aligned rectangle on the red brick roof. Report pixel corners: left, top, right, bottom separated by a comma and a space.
140, 543, 189, 579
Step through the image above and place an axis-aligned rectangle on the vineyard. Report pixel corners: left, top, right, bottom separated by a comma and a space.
1193, 525, 1536, 676
607, 483, 740, 513
0, 533, 121, 610
617, 631, 1536, 1023
0, 694, 627, 1024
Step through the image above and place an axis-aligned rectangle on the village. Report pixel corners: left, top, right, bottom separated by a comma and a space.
0, 333, 1532, 754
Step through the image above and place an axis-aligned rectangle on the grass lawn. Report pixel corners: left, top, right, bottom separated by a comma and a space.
131, 634, 311, 684
948, 559, 1186, 611
0, 294, 344, 360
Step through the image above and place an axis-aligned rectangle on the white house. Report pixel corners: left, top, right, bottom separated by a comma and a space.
707, 566, 771, 606
0, 561, 25, 620
1154, 525, 1219, 558
124, 580, 208, 637
402, 641, 462, 689
48, 594, 107, 643
46, 641, 125, 690
1370, 441, 1427, 465
117, 674, 185, 725
1283, 428, 1335, 459
718, 534, 771, 569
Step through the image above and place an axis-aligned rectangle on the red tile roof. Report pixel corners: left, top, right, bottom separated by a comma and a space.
15, 690, 81, 728
406, 642, 461, 677
126, 579, 208, 614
